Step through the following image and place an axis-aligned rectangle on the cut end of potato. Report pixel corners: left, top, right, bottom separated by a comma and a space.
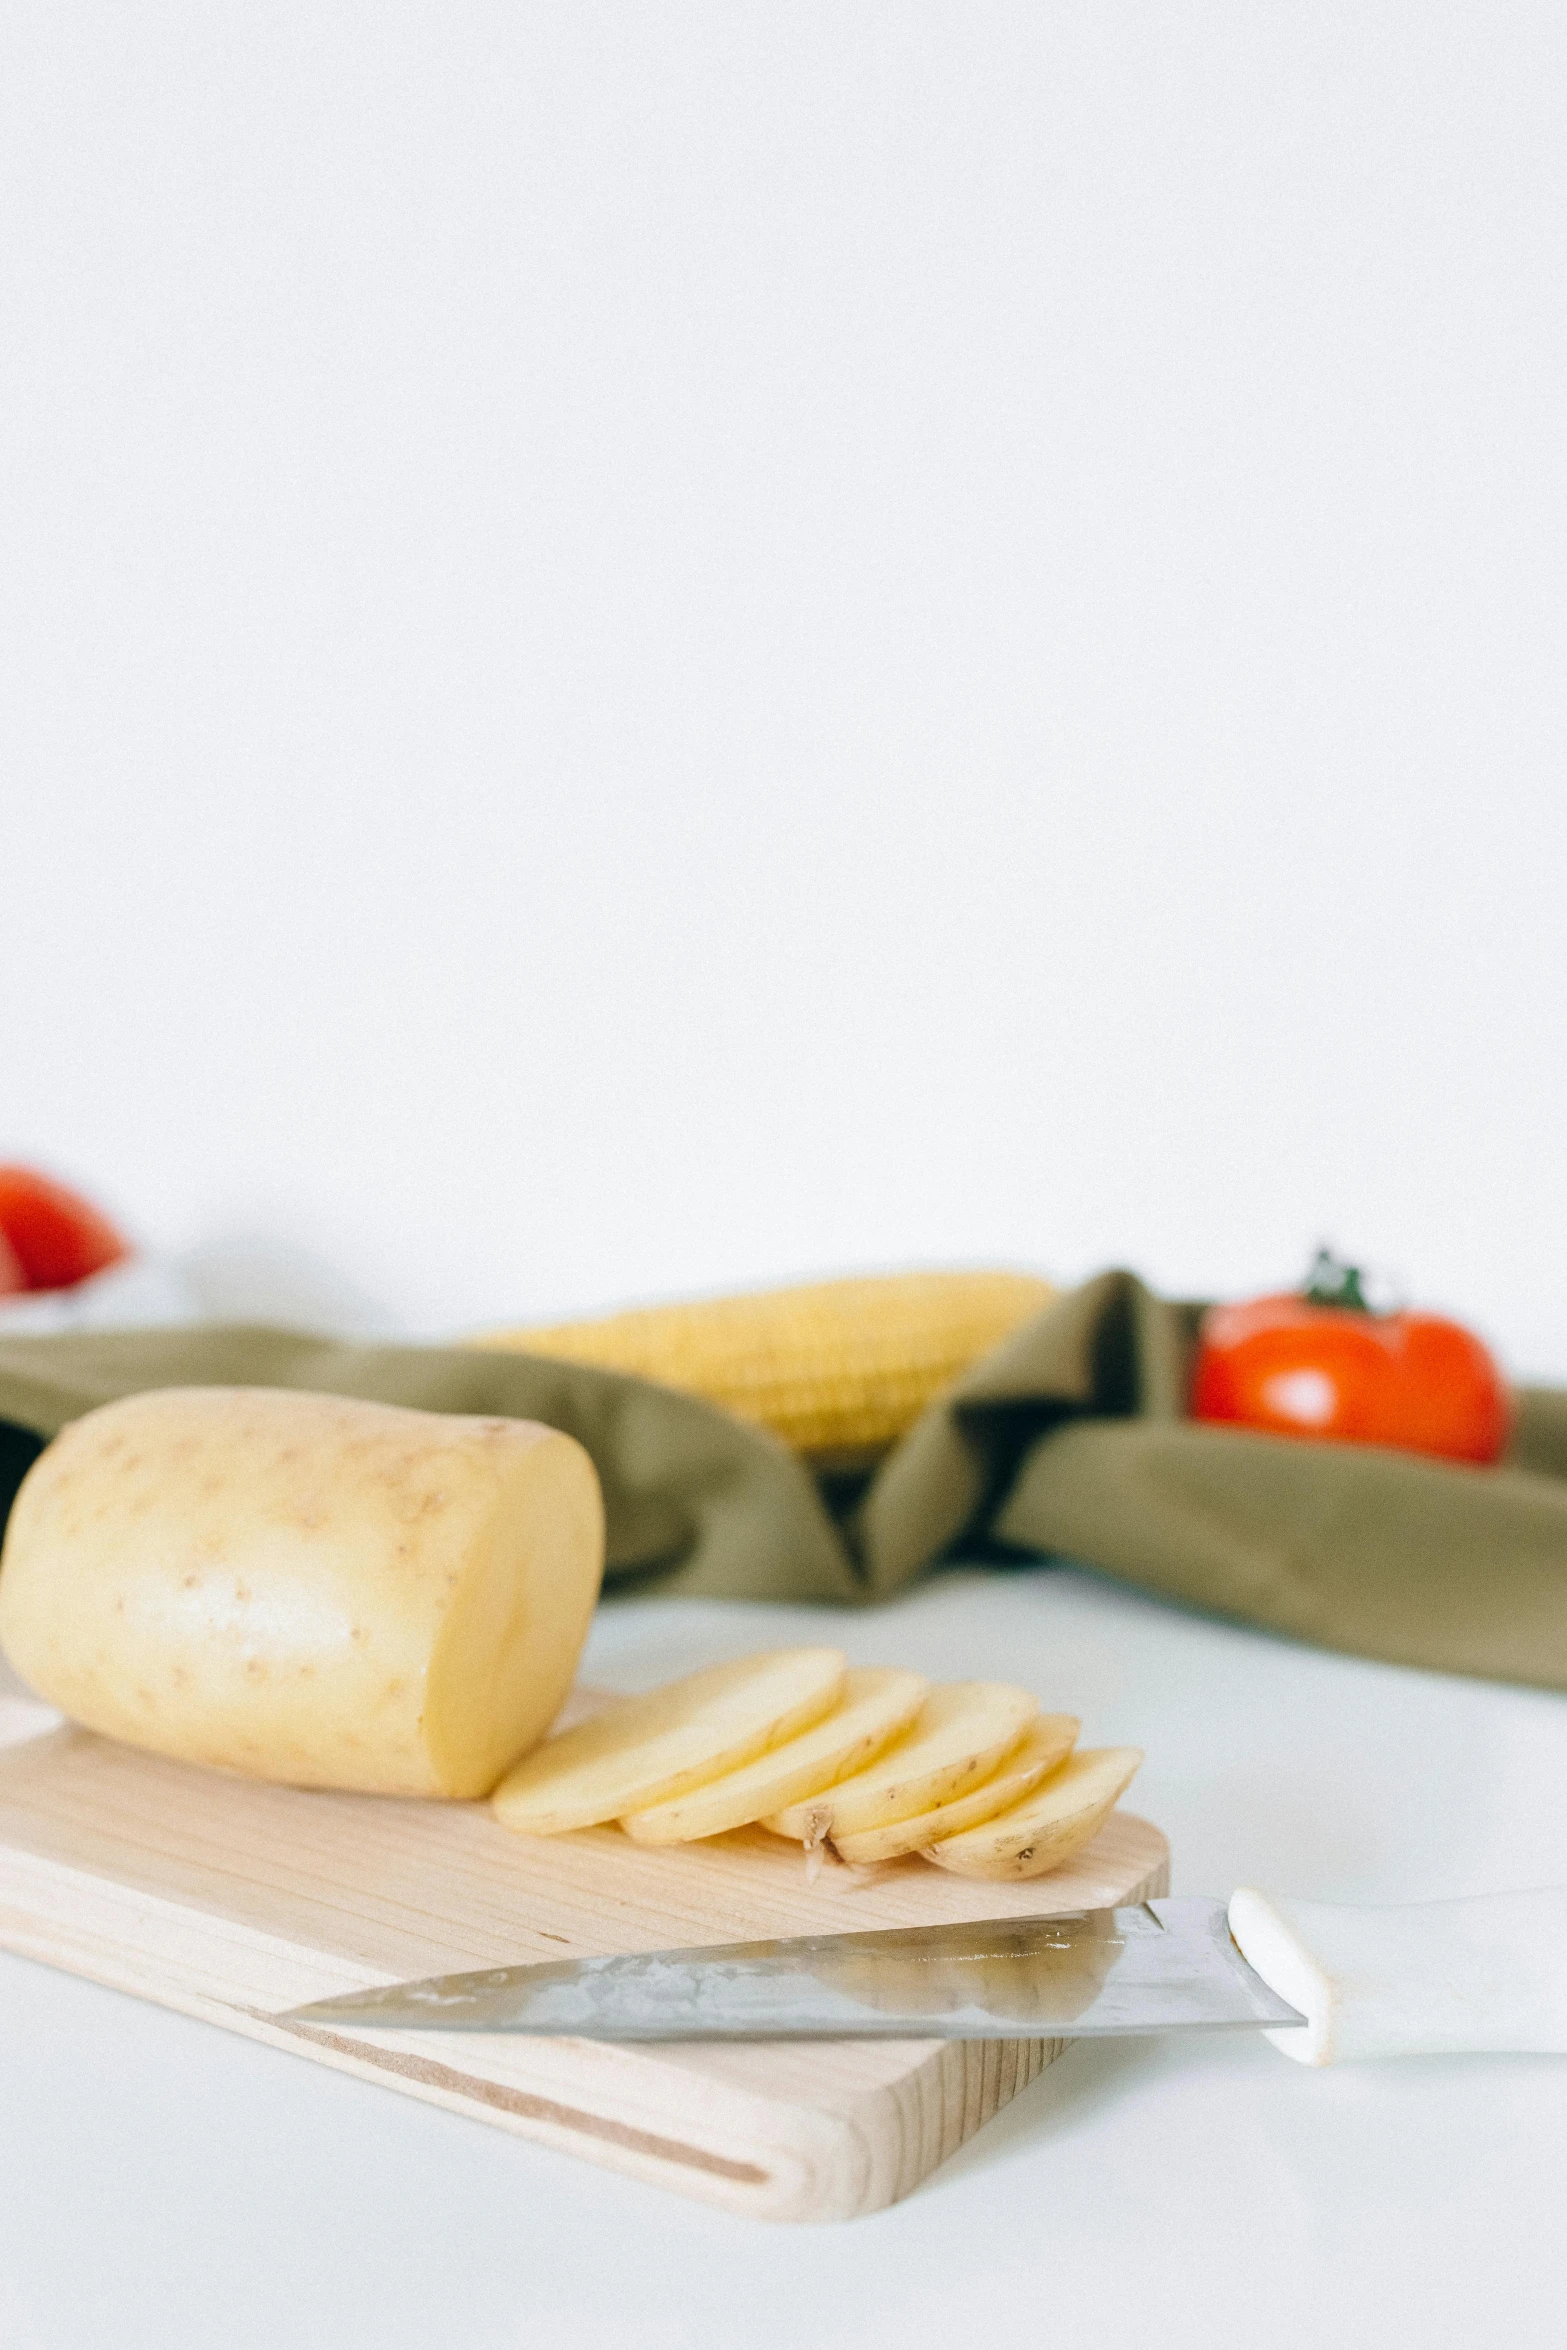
490, 1647, 848, 1835
422, 1427, 606, 1797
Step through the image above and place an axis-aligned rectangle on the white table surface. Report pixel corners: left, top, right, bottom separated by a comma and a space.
2, 1564, 1565, 2350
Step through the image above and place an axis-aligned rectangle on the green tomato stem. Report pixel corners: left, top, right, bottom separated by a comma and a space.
1303, 1248, 1372, 1312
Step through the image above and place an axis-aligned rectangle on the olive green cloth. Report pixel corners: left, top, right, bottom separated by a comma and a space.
1, 1270, 1564, 1690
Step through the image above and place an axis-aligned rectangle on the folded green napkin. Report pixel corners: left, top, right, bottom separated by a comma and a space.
2, 1270, 1564, 1689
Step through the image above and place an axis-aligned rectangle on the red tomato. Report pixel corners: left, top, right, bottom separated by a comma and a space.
1191, 1259, 1509, 1465
0, 1166, 132, 1293
0, 1226, 24, 1297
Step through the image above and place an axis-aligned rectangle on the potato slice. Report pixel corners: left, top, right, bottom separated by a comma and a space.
922, 1745, 1143, 1880
491, 1647, 846, 1834
620, 1667, 929, 1844
828, 1711, 1079, 1864
765, 1680, 1038, 1845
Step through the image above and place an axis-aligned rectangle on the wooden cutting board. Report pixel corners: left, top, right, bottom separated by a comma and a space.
0, 1692, 1167, 2222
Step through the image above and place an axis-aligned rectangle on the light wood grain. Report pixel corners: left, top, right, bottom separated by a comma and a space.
0, 1697, 1167, 2220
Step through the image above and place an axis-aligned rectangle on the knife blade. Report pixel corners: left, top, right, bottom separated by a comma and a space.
279, 1897, 1305, 2042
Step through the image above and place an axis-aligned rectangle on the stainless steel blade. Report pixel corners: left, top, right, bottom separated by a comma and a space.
279, 1898, 1306, 2041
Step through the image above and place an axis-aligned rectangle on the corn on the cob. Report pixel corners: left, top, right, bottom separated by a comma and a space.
468, 1269, 1056, 1460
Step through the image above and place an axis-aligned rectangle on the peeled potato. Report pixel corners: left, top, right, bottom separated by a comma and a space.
620, 1667, 929, 1844
491, 1647, 847, 1834
765, 1680, 1038, 1846
828, 1711, 1080, 1864
0, 1386, 604, 1798
922, 1745, 1143, 1880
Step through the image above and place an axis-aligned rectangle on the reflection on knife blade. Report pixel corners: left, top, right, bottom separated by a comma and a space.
278, 1898, 1306, 2042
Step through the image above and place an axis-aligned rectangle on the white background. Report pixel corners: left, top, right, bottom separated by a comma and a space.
3, 10, 1567, 2348
4, 1, 1565, 1363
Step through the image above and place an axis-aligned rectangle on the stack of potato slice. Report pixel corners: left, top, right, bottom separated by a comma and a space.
491, 1648, 1142, 1882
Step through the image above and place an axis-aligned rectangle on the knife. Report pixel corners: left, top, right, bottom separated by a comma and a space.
281, 1885, 1567, 2066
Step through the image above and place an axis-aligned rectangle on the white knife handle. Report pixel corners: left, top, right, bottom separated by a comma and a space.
1227, 1885, 1567, 2066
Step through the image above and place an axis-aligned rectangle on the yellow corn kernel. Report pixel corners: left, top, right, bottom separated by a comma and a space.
469, 1270, 1055, 1460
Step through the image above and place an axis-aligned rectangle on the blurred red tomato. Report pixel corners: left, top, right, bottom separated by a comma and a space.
0, 1167, 132, 1293
0, 1226, 24, 1297
1191, 1254, 1509, 1465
